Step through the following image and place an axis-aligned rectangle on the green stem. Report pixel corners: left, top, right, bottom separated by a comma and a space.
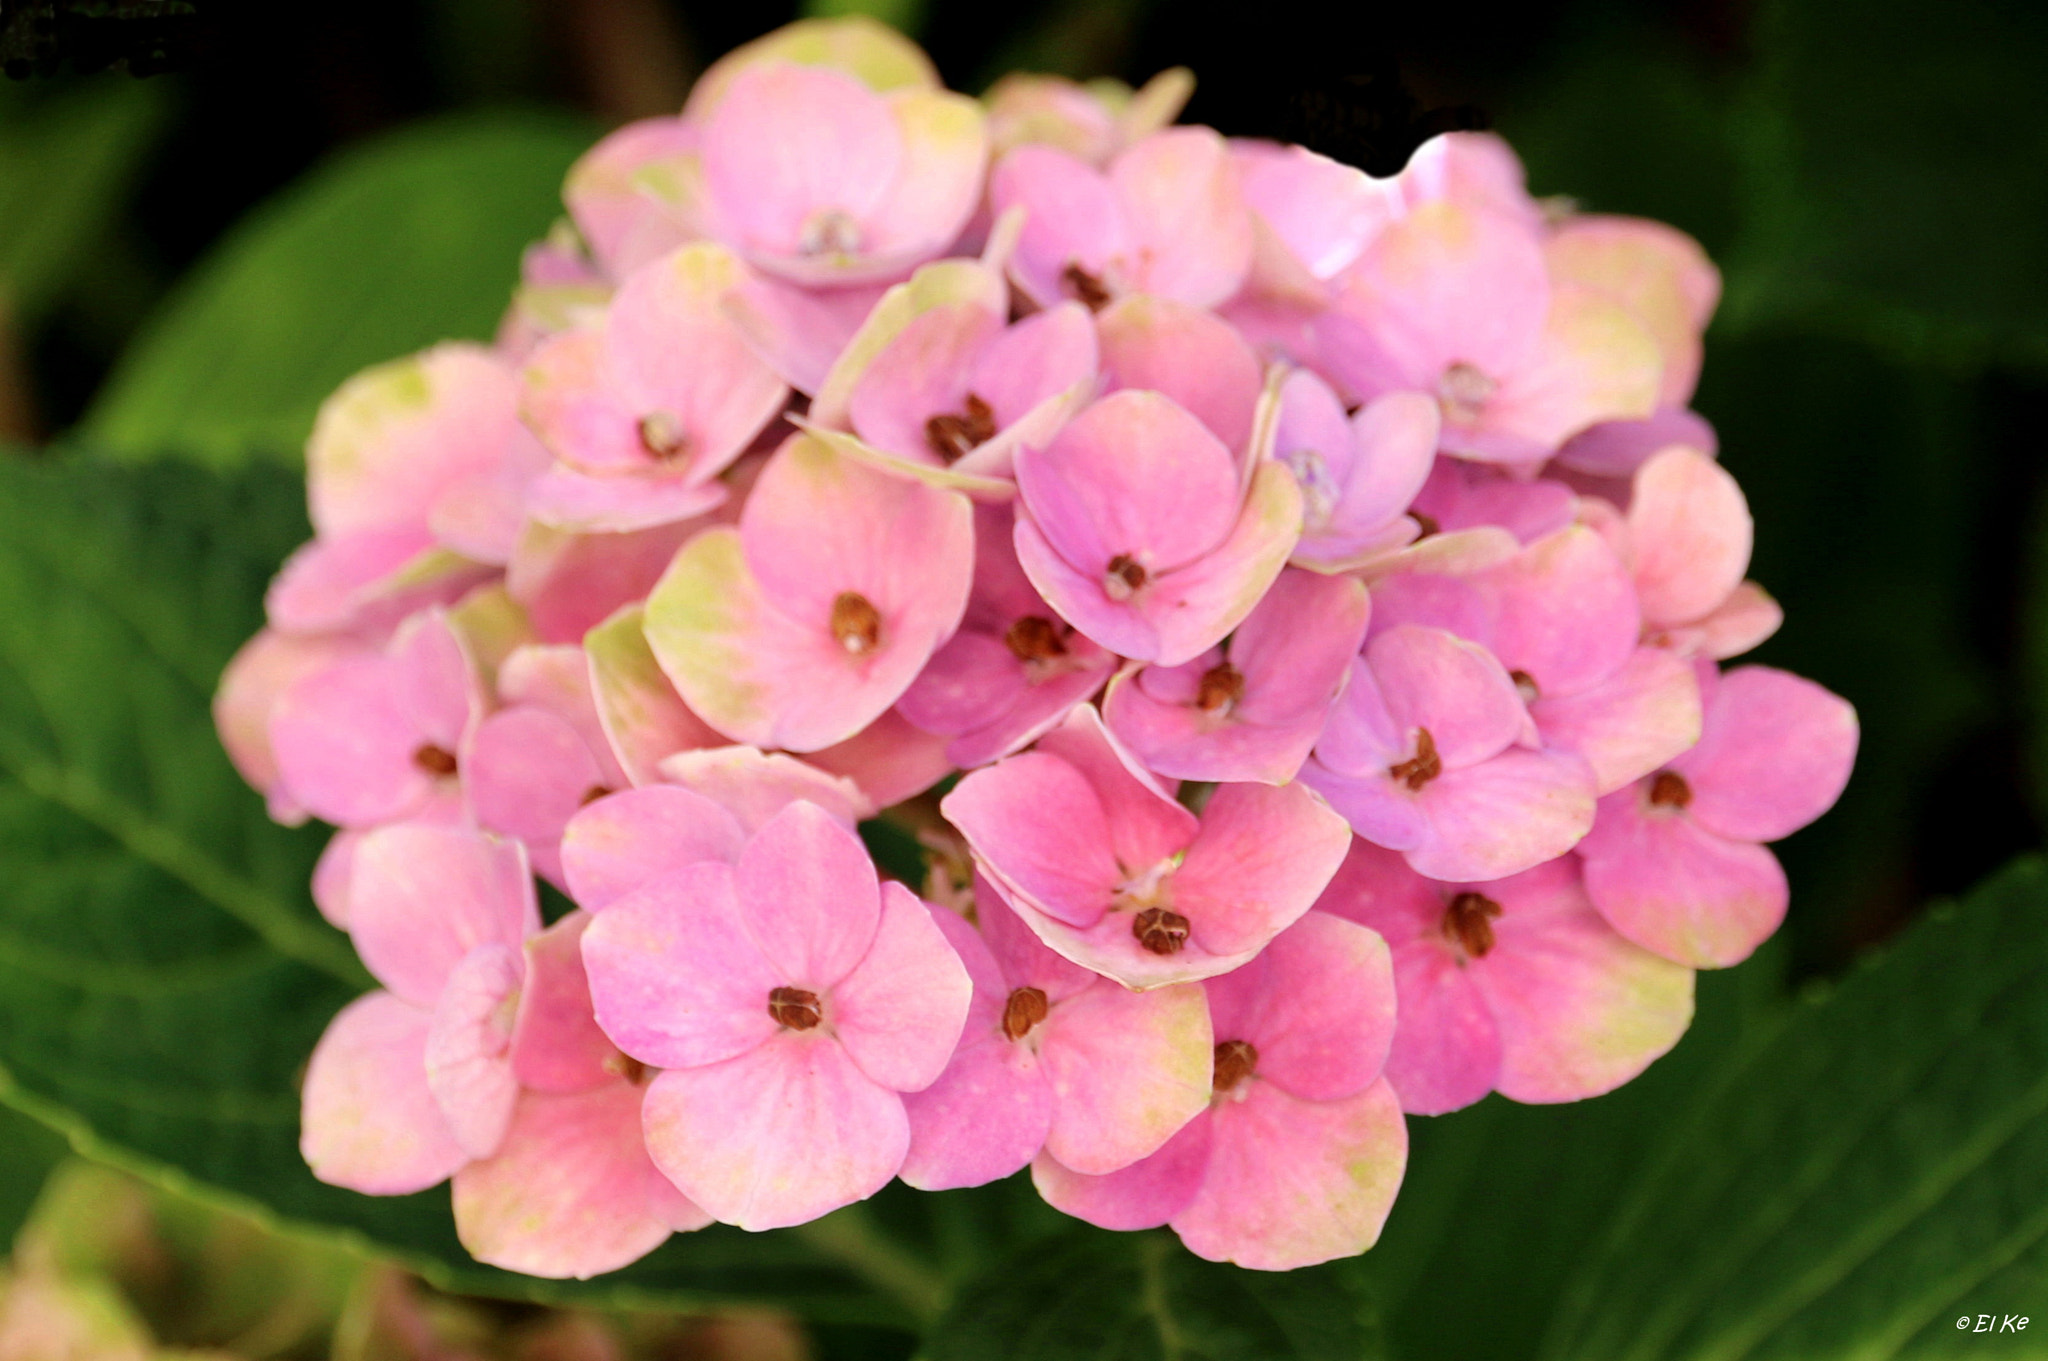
794, 1203, 950, 1328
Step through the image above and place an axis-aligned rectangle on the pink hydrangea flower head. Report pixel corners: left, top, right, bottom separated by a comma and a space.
452, 913, 712, 1279
1395, 131, 1545, 225
801, 705, 958, 807
992, 126, 1254, 311
582, 602, 727, 786
644, 432, 974, 751
1621, 445, 1782, 659
215, 628, 372, 825
682, 15, 940, 123
898, 501, 1117, 769
1554, 405, 1718, 480
1579, 663, 1858, 968
1316, 199, 1663, 463
269, 608, 482, 828
1271, 370, 1439, 571
466, 644, 631, 885
902, 883, 1213, 1189
1303, 623, 1597, 881
1013, 390, 1302, 667
301, 826, 541, 1192
656, 744, 872, 833
694, 62, 987, 287
1103, 568, 1369, 784
942, 706, 1351, 987
1315, 839, 1693, 1114
580, 801, 972, 1229
1409, 456, 1579, 545
521, 243, 789, 533
805, 256, 1098, 493
1033, 911, 1408, 1271
984, 68, 1194, 165
506, 518, 696, 645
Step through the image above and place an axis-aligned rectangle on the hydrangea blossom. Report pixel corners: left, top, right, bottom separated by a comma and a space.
219, 15, 1855, 1281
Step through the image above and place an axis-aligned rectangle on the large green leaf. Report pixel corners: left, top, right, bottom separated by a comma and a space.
927, 1226, 1382, 1360
0, 1101, 66, 1246
1537, 856, 2048, 1360
0, 454, 922, 1326
81, 112, 592, 470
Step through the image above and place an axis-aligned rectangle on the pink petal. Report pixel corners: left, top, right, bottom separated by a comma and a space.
1172, 1078, 1406, 1270
830, 881, 972, 1092
977, 883, 1100, 1001
1297, 757, 1429, 853
724, 274, 892, 394
1102, 672, 1327, 786
1532, 645, 1702, 794
1580, 791, 1789, 968
1484, 525, 1640, 699
581, 860, 782, 1068
265, 530, 484, 637
1674, 665, 1858, 842
269, 653, 437, 828
734, 800, 884, 991
1033, 705, 1197, 873
348, 826, 538, 1007
214, 628, 362, 819
301, 991, 467, 1195
311, 828, 360, 928
507, 518, 693, 646
1230, 569, 1371, 724
1205, 911, 1395, 1102
1233, 140, 1397, 281
1409, 748, 1596, 882
1367, 624, 1526, 769
585, 603, 726, 787
1454, 284, 1661, 459
1554, 405, 1718, 479
846, 302, 1004, 462
560, 785, 745, 913
970, 302, 1100, 433
806, 705, 959, 806
1173, 782, 1353, 958
1037, 979, 1213, 1174
1030, 1112, 1212, 1231
657, 746, 870, 833
703, 64, 901, 258
511, 912, 623, 1093
1382, 944, 1503, 1114
940, 750, 1121, 929
642, 1034, 910, 1230
993, 144, 1130, 307
425, 943, 523, 1158
1477, 872, 1694, 1104
454, 1083, 710, 1280
466, 704, 607, 847
900, 1030, 1052, 1191
563, 115, 697, 276
1095, 296, 1261, 452
1627, 446, 1751, 628
1686, 580, 1783, 660
523, 466, 729, 535
1110, 127, 1254, 307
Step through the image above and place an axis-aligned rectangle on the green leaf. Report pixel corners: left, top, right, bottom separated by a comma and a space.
0, 453, 920, 1324
926, 1226, 1383, 1360
1540, 856, 2048, 1360
1718, 0, 2048, 370
82, 112, 593, 470
0, 1101, 67, 1246
0, 78, 168, 328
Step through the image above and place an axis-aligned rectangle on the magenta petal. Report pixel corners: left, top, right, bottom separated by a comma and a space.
1409, 749, 1596, 882
1382, 945, 1503, 1115
1037, 979, 1213, 1174
1172, 1077, 1406, 1270
1674, 666, 1858, 843
425, 944, 523, 1159
942, 750, 1120, 928
1032, 1111, 1212, 1231
1173, 782, 1352, 958
301, 991, 468, 1195
511, 913, 621, 1094
830, 882, 972, 1093
348, 826, 537, 1007
732, 801, 883, 989
582, 860, 782, 1068
1581, 792, 1789, 968
560, 785, 746, 912
642, 1034, 910, 1230
454, 1083, 709, 1280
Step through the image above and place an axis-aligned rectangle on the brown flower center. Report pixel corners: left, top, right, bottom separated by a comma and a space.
412, 743, 458, 776
1132, 907, 1191, 956
1196, 662, 1246, 715
1411, 511, 1441, 540
798, 208, 862, 257
1212, 1039, 1259, 1092
1062, 262, 1111, 310
925, 393, 997, 463
1104, 554, 1148, 602
579, 784, 613, 806
1442, 891, 1503, 960
637, 411, 690, 462
602, 1052, 650, 1084
1510, 669, 1540, 704
1648, 770, 1693, 808
831, 591, 883, 655
1438, 363, 1497, 424
1004, 614, 1069, 662
1388, 728, 1442, 791
1001, 986, 1050, 1041
768, 986, 823, 1031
